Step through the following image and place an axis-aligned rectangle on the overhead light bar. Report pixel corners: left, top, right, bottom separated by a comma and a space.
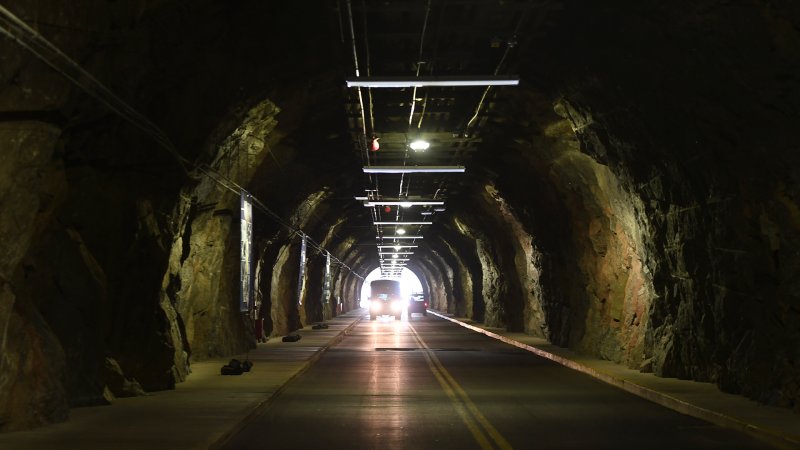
374, 221, 432, 225
377, 235, 423, 239
379, 252, 414, 255
363, 166, 465, 174
434, 208, 446, 212
377, 245, 417, 249
420, 212, 433, 215
346, 76, 520, 88
365, 201, 444, 206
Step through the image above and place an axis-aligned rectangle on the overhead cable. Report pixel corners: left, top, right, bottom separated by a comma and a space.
0, 5, 363, 280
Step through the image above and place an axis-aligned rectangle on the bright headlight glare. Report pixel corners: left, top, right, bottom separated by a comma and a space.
371, 302, 381, 311
390, 301, 402, 312
409, 140, 430, 151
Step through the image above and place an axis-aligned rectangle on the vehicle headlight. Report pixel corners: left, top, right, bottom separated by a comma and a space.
371, 301, 382, 311
390, 301, 402, 312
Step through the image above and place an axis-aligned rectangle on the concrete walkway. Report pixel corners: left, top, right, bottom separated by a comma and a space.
0, 309, 365, 450
428, 310, 800, 450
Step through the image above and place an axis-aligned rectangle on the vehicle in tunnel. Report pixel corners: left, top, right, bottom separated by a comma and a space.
407, 294, 428, 318
368, 279, 403, 320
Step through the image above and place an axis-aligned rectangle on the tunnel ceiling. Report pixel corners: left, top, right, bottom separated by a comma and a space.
1, 0, 800, 432
337, 0, 550, 278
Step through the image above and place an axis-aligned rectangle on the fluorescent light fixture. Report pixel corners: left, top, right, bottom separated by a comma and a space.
409, 140, 430, 151
420, 212, 433, 215
392, 254, 399, 258
395, 228, 406, 235
377, 245, 418, 249
354, 196, 368, 200
377, 236, 423, 239
363, 166, 465, 174
400, 202, 413, 208
365, 200, 444, 206
374, 221, 433, 225
346, 76, 520, 88
379, 252, 414, 255
434, 208, 446, 212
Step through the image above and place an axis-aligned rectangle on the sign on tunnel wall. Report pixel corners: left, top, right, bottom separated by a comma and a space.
297, 233, 307, 306
323, 251, 331, 305
240, 192, 254, 312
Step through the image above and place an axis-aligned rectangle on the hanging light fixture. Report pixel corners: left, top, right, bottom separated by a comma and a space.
409, 139, 430, 151
346, 76, 520, 88
396, 228, 406, 235
363, 166, 465, 174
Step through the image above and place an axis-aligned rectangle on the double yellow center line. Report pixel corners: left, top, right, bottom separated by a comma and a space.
408, 324, 514, 450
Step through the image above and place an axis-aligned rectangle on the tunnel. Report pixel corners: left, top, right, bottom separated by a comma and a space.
0, 0, 798, 447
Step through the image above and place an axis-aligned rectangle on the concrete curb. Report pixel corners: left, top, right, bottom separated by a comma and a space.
208, 312, 364, 449
428, 310, 799, 450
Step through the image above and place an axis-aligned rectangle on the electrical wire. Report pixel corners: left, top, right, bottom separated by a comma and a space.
0, 4, 191, 173
399, 0, 434, 266
347, 0, 393, 274
464, 8, 530, 133
0, 5, 364, 280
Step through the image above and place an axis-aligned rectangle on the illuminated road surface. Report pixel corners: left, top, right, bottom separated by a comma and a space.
221, 315, 771, 450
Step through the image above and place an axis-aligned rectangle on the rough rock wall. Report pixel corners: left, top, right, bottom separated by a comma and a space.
267, 190, 329, 335
427, 248, 454, 313
482, 184, 548, 337
270, 243, 299, 336
0, 123, 68, 430
446, 210, 507, 328
0, 2, 98, 429
163, 100, 279, 360
329, 236, 360, 314
474, 82, 655, 366
504, 1, 800, 408
0, 0, 330, 430
535, 102, 654, 366
439, 238, 473, 318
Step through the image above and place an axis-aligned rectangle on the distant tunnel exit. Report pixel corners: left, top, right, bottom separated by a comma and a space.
359, 268, 423, 308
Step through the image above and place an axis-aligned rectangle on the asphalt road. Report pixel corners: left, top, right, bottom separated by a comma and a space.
220, 314, 772, 450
